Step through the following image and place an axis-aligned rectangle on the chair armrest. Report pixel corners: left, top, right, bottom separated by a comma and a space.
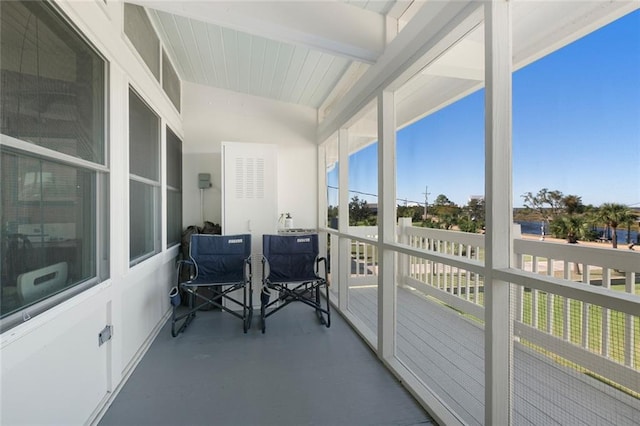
261, 255, 270, 282
316, 256, 328, 282
244, 256, 252, 281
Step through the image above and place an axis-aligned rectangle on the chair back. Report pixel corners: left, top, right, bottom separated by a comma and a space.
263, 234, 319, 282
190, 234, 251, 283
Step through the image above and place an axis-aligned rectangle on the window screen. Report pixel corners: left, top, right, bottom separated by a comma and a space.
166, 126, 182, 247
129, 89, 160, 262
0, 0, 108, 330
0, 1, 106, 164
162, 49, 181, 112
124, 3, 160, 81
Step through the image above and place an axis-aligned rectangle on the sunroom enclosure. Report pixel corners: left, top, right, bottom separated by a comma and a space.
318, 2, 639, 425
1, 1, 639, 425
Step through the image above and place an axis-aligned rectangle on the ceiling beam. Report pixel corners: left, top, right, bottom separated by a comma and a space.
129, 1, 385, 63
318, 1, 483, 142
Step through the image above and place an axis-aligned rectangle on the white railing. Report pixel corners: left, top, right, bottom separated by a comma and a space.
328, 221, 639, 393
348, 226, 378, 284
395, 222, 639, 394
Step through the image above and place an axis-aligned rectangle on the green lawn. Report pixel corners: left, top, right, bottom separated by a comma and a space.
520, 290, 640, 370
411, 270, 640, 375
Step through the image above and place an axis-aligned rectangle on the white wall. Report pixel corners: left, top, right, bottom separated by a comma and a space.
182, 83, 319, 229
1, 2, 180, 424
1, 2, 321, 424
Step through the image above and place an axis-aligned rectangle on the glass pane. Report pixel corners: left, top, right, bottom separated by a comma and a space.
1, 150, 99, 318
166, 126, 182, 247
347, 104, 378, 228
166, 189, 181, 247
129, 89, 159, 181
124, 3, 160, 81
129, 180, 159, 261
0, 1, 106, 164
166, 126, 182, 189
345, 101, 378, 342
325, 134, 338, 230
162, 49, 181, 112
513, 10, 640, 248
393, 23, 486, 426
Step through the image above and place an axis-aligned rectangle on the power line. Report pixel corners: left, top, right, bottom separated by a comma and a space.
326, 185, 425, 206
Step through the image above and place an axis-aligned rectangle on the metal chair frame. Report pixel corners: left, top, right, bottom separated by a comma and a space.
260, 234, 330, 333
171, 234, 252, 337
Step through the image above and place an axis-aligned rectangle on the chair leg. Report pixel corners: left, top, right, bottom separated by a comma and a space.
243, 284, 252, 333
170, 287, 199, 337
324, 282, 331, 328
260, 285, 270, 333
315, 285, 325, 325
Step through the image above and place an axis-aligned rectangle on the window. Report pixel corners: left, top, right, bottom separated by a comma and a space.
162, 49, 181, 112
0, 1, 108, 329
129, 89, 160, 262
166, 126, 182, 247
0, 1, 106, 163
124, 3, 160, 81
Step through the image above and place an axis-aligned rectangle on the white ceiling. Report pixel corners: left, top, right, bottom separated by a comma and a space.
131, 0, 407, 111
130, 0, 638, 137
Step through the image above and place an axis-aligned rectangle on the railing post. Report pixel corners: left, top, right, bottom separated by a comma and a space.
515, 253, 523, 321
602, 268, 611, 357
398, 217, 411, 287
625, 272, 635, 367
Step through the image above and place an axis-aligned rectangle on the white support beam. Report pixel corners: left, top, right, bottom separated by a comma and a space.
377, 91, 397, 360
338, 128, 350, 311
130, 0, 385, 63
317, 144, 328, 266
318, 1, 482, 142
484, 1, 513, 425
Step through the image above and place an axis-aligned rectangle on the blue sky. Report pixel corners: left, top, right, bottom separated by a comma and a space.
331, 9, 639, 209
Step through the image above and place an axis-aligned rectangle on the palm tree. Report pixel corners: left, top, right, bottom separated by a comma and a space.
551, 215, 583, 243
598, 203, 634, 249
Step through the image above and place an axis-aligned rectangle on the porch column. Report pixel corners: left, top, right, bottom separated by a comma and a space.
338, 128, 350, 311
317, 144, 328, 267
484, 1, 513, 425
377, 90, 396, 360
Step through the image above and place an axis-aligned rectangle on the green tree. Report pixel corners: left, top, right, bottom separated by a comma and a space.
397, 205, 423, 223
327, 205, 338, 229
460, 198, 485, 233
521, 188, 565, 223
562, 194, 585, 215
434, 194, 454, 206
431, 194, 460, 228
598, 203, 634, 249
349, 196, 373, 226
550, 215, 584, 243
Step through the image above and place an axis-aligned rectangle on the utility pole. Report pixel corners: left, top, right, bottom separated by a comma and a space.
422, 185, 430, 220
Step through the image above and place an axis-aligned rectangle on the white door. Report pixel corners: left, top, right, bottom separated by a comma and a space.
222, 142, 278, 307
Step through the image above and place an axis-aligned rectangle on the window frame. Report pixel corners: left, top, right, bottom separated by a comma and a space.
0, 0, 109, 332
165, 125, 183, 248
128, 87, 161, 264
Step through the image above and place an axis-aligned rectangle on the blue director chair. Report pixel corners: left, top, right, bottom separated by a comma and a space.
261, 233, 330, 333
171, 234, 252, 336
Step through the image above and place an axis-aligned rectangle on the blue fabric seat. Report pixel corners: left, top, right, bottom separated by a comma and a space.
171, 234, 252, 336
260, 234, 330, 333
